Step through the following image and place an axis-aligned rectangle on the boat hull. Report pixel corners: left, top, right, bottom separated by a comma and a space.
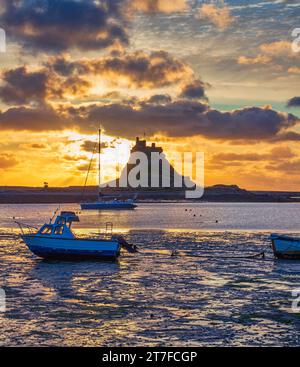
80, 202, 137, 210
21, 235, 121, 261
270, 234, 300, 259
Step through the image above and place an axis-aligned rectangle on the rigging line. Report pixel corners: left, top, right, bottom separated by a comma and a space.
81, 141, 98, 200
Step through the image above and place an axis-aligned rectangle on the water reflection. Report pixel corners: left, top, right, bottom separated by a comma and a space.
28, 260, 120, 299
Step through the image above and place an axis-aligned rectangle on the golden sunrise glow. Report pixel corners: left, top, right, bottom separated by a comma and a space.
0, 1, 300, 190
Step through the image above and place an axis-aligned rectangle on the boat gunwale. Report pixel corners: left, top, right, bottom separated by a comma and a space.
21, 234, 120, 243
271, 235, 300, 242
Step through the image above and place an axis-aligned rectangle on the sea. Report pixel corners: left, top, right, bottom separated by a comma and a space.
0, 202, 300, 346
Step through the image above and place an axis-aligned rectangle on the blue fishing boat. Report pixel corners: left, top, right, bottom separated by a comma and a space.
270, 233, 300, 259
16, 211, 136, 260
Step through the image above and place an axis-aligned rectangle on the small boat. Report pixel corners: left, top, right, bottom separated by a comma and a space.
81, 198, 137, 210
80, 128, 137, 211
270, 233, 300, 259
16, 211, 136, 261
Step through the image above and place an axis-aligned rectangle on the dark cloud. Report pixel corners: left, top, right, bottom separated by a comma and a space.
0, 94, 298, 142
0, 65, 92, 105
203, 107, 296, 140
80, 140, 97, 153
179, 79, 208, 100
0, 67, 48, 105
0, 0, 128, 52
287, 97, 300, 108
30, 143, 47, 149
77, 162, 96, 172
271, 131, 300, 142
0, 105, 73, 131
80, 140, 108, 153
63, 154, 86, 162
48, 51, 193, 88
84, 101, 298, 141
146, 94, 172, 104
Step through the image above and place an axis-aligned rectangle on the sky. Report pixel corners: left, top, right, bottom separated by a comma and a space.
0, 0, 300, 190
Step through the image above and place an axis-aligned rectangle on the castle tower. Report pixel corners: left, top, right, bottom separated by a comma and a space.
118, 137, 187, 190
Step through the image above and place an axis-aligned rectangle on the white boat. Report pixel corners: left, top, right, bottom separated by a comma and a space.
16, 211, 136, 260
80, 128, 137, 210
270, 233, 300, 259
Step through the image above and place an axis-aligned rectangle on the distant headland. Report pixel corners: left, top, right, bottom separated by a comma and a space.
0, 185, 299, 204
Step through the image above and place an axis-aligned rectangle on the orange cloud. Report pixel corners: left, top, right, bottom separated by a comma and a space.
128, 0, 187, 14
259, 41, 292, 56
238, 55, 271, 65
197, 2, 234, 29
48, 51, 194, 90
237, 41, 299, 70
0, 154, 18, 169
288, 67, 300, 74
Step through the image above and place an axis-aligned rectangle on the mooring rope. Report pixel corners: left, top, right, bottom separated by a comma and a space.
135, 248, 269, 261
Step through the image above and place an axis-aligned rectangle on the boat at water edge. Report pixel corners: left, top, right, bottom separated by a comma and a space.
81, 198, 137, 210
270, 233, 300, 259
80, 128, 137, 211
16, 211, 137, 261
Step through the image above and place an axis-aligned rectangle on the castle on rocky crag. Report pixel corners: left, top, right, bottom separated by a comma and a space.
117, 137, 194, 190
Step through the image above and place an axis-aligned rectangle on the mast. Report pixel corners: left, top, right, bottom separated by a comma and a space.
98, 127, 101, 198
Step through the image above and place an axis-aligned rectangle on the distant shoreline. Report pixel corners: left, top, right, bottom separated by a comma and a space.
0, 185, 299, 203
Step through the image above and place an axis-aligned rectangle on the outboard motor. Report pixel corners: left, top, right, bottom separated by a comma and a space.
113, 236, 138, 253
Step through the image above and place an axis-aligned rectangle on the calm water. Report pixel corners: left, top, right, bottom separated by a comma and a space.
0, 203, 300, 346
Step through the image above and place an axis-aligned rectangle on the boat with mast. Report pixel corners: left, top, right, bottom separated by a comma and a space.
80, 128, 137, 210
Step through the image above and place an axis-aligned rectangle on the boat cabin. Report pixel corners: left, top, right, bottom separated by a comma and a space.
37, 211, 79, 239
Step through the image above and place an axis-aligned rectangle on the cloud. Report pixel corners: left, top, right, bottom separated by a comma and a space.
288, 67, 300, 74
48, 51, 194, 89
212, 147, 296, 163
83, 100, 298, 141
77, 162, 96, 172
30, 143, 47, 149
0, 64, 94, 105
0, 0, 128, 52
0, 51, 194, 108
259, 41, 292, 57
63, 154, 86, 162
267, 160, 300, 175
80, 140, 108, 153
179, 80, 208, 100
127, 0, 187, 14
0, 154, 18, 169
237, 41, 299, 71
146, 94, 172, 104
0, 67, 49, 105
0, 105, 73, 131
287, 97, 300, 108
272, 131, 300, 142
0, 72, 299, 142
238, 55, 271, 66
197, 2, 234, 29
